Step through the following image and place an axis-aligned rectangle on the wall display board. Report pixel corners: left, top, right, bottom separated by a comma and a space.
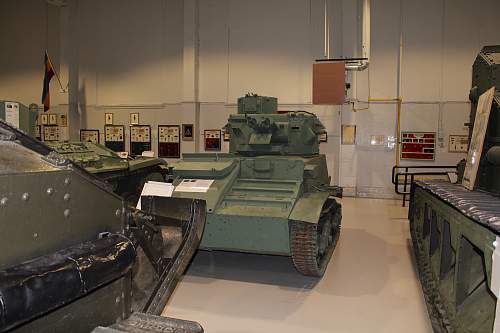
158, 125, 181, 158
130, 125, 151, 156
43, 125, 59, 142
463, 87, 495, 190
104, 125, 125, 152
80, 129, 100, 144
400, 132, 436, 160
204, 129, 221, 151
449, 135, 469, 153
182, 124, 194, 141
370, 135, 385, 146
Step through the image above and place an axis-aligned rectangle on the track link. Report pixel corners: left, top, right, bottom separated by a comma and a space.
410, 203, 455, 333
290, 199, 341, 277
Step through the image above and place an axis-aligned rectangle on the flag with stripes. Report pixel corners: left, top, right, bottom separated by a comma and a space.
41, 51, 55, 112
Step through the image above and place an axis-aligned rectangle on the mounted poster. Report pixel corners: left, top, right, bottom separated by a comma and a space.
462, 87, 495, 190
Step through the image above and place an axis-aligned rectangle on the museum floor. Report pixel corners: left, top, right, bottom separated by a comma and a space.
163, 198, 433, 333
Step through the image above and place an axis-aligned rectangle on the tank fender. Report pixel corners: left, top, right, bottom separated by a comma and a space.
128, 158, 167, 172
289, 191, 331, 224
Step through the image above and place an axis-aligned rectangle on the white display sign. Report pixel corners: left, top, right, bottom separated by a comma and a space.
448, 135, 469, 153
136, 181, 174, 210
117, 152, 129, 159
175, 179, 214, 193
5, 102, 19, 129
463, 87, 495, 190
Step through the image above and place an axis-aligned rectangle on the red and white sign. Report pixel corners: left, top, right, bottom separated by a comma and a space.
400, 132, 436, 160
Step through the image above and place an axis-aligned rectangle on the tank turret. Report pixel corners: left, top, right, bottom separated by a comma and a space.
237, 94, 277, 114
227, 94, 326, 156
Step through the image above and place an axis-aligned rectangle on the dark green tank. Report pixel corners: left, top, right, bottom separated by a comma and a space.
170, 94, 342, 277
0, 120, 206, 332
409, 46, 500, 333
46, 141, 169, 203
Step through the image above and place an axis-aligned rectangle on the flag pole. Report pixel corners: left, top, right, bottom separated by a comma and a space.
45, 50, 67, 93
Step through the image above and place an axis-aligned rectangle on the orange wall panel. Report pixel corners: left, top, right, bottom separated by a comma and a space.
312, 63, 345, 105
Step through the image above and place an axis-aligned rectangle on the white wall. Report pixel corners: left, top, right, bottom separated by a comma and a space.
1, 0, 499, 197
0, 0, 62, 104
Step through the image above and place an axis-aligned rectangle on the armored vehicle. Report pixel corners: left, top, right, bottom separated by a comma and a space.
0, 120, 206, 332
46, 141, 169, 203
409, 46, 500, 332
170, 94, 342, 277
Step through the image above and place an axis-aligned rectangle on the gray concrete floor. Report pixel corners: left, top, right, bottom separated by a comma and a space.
163, 198, 433, 332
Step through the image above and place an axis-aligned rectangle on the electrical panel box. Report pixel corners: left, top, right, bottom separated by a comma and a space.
204, 129, 221, 151
130, 125, 151, 156
43, 125, 60, 142
80, 129, 100, 144
401, 132, 436, 160
158, 125, 180, 158
104, 125, 125, 152
0, 101, 38, 138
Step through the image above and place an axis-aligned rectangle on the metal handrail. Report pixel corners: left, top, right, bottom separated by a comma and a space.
391, 165, 458, 207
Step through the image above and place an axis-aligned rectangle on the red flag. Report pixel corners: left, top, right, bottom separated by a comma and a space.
42, 51, 55, 112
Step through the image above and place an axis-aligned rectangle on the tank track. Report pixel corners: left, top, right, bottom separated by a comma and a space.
290, 199, 341, 277
410, 207, 454, 333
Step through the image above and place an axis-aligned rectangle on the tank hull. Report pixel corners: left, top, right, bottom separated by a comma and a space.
0, 121, 206, 333
46, 142, 168, 202
171, 153, 341, 276
409, 181, 499, 333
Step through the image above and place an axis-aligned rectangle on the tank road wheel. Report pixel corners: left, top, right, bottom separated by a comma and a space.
290, 198, 341, 277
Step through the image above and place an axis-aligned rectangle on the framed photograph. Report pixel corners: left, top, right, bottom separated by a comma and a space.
80, 129, 100, 144
59, 114, 68, 127
35, 125, 41, 140
341, 125, 356, 145
105, 113, 114, 125
182, 124, 194, 141
204, 129, 221, 151
130, 112, 139, 125
320, 132, 328, 143
49, 114, 58, 125
40, 114, 48, 125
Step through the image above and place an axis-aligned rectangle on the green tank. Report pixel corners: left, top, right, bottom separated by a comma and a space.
45, 141, 169, 204
409, 46, 500, 333
170, 94, 342, 276
0, 120, 206, 332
